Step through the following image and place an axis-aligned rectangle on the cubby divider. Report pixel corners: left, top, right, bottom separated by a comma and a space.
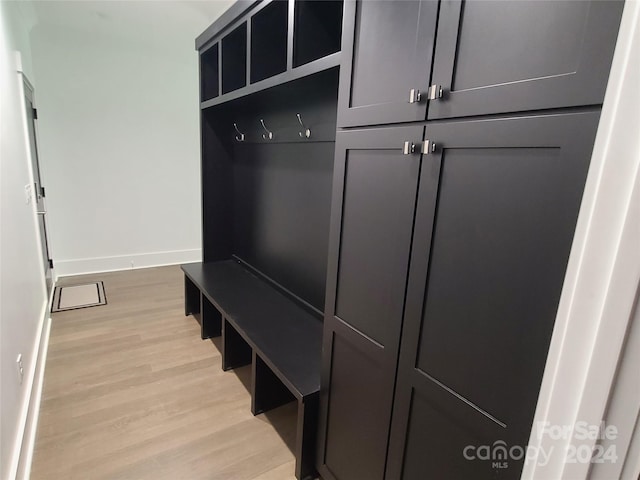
184, 276, 201, 320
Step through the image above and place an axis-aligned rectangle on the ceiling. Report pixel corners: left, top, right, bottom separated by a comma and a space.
23, 0, 235, 53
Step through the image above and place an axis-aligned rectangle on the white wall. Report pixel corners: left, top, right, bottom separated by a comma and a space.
0, 2, 48, 479
1, 3, 232, 477
28, 2, 232, 276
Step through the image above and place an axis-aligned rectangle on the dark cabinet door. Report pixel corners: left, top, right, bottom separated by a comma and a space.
385, 111, 601, 479
317, 125, 424, 480
337, 0, 439, 128
427, 0, 623, 119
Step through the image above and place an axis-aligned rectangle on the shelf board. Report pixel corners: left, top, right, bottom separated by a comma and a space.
201, 52, 340, 110
181, 260, 323, 399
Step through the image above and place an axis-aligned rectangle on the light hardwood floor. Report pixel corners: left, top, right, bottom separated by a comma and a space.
31, 265, 298, 480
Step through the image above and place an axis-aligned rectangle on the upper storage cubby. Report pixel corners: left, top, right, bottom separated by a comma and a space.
222, 22, 247, 94
200, 43, 219, 101
251, 0, 288, 83
197, 0, 344, 108
293, 0, 343, 67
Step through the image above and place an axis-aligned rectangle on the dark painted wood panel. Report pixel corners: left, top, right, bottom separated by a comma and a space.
428, 0, 623, 119
401, 379, 512, 480
233, 142, 334, 312
318, 125, 424, 480
337, 0, 438, 127
201, 112, 234, 263
216, 66, 339, 145
184, 275, 200, 318
202, 53, 341, 110
416, 145, 581, 424
182, 260, 322, 398
297, 393, 320, 480
323, 333, 391, 480
334, 147, 420, 344
203, 67, 339, 311
386, 111, 601, 480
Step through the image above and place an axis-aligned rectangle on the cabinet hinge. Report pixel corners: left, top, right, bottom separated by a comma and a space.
41, 186, 46, 197
48, 259, 54, 269
427, 85, 443, 101
408, 89, 422, 104
402, 141, 416, 155
421, 140, 437, 154
32, 108, 38, 119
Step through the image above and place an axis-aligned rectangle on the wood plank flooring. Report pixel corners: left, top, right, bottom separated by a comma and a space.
31, 265, 298, 480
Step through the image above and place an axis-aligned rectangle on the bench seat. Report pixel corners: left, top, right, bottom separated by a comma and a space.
181, 260, 322, 479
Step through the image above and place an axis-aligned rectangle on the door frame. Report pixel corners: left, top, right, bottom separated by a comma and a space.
20, 71, 54, 293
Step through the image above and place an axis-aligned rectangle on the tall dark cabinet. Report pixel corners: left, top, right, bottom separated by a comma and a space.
186, 1, 623, 479
317, 1, 624, 480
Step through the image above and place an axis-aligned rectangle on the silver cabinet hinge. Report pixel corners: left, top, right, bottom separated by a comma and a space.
409, 89, 422, 104
421, 140, 437, 154
403, 141, 417, 155
427, 85, 443, 100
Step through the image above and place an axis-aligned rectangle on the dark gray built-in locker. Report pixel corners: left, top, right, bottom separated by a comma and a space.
318, 1, 624, 479
187, 1, 624, 479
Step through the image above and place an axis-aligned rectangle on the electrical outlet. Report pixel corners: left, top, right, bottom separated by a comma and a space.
24, 184, 32, 205
16, 354, 24, 385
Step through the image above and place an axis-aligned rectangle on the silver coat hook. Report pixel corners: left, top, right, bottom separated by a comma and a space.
297, 113, 311, 139
260, 119, 273, 140
233, 123, 245, 142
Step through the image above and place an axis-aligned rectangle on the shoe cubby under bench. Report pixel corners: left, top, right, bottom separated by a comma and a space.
182, 260, 322, 480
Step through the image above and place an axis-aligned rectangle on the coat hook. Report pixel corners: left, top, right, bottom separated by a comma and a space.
260, 119, 273, 140
297, 113, 311, 139
233, 123, 245, 142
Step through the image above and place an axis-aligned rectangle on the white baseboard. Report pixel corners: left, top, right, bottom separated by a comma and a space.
54, 248, 202, 278
15, 316, 51, 480
7, 291, 52, 480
